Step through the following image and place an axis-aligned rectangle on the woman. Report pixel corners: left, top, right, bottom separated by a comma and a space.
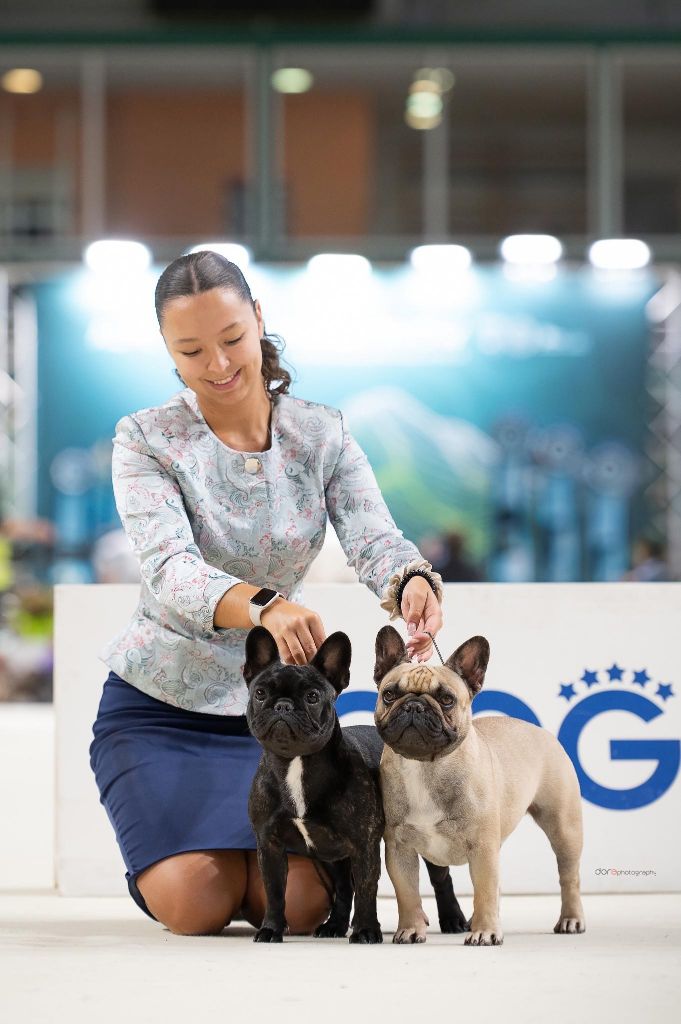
89, 251, 445, 936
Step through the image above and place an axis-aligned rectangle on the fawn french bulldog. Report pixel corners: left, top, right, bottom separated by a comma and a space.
374, 625, 585, 944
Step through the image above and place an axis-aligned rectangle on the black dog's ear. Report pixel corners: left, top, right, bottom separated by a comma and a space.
310, 632, 351, 694
374, 625, 410, 686
445, 636, 490, 696
243, 626, 280, 685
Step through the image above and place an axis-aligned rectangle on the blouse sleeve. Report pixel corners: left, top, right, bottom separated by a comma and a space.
111, 415, 244, 635
324, 410, 422, 600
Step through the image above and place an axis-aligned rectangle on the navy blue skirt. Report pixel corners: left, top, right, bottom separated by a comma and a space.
89, 671, 263, 920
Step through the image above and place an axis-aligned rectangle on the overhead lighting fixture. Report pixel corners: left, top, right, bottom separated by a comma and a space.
83, 239, 152, 274
405, 85, 443, 130
405, 67, 454, 130
306, 254, 372, 278
2, 68, 43, 94
588, 239, 651, 270
188, 243, 251, 270
410, 244, 472, 273
500, 234, 563, 265
271, 68, 313, 94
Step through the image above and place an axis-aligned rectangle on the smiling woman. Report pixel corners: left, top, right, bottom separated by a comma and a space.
155, 251, 294, 451
89, 247, 445, 939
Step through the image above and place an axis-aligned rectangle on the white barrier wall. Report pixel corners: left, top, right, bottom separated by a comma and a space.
54, 583, 681, 897
0, 704, 54, 889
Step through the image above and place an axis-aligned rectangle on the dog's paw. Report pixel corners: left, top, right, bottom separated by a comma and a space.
253, 926, 284, 943
314, 920, 349, 939
464, 928, 503, 946
393, 924, 427, 944
554, 916, 585, 934
439, 912, 471, 934
349, 926, 383, 944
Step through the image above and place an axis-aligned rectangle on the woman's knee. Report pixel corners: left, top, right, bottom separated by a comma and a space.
136, 850, 248, 936
242, 853, 332, 935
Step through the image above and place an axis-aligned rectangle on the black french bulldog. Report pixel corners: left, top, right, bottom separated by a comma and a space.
243, 625, 469, 943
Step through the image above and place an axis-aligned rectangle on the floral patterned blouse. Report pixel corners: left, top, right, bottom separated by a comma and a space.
98, 387, 422, 715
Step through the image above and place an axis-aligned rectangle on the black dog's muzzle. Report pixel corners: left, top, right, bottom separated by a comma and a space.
252, 703, 333, 757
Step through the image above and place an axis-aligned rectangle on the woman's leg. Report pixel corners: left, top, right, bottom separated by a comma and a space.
242, 851, 333, 935
136, 850, 248, 935
134, 848, 333, 937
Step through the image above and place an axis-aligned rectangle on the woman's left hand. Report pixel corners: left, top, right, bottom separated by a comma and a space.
400, 576, 443, 663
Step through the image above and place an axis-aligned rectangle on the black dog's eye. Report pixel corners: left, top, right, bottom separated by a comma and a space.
254, 688, 266, 701
383, 689, 397, 705
439, 694, 455, 708
305, 690, 319, 704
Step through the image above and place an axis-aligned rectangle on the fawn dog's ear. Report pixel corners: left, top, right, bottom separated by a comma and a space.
445, 637, 490, 696
374, 625, 410, 686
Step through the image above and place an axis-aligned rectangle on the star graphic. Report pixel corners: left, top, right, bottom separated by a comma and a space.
581, 669, 599, 687
656, 683, 674, 701
607, 663, 625, 681
632, 669, 650, 687
559, 683, 577, 701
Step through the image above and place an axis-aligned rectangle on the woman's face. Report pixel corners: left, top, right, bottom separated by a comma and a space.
160, 287, 265, 404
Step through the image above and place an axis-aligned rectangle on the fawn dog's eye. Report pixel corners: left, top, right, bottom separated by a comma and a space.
383, 689, 397, 704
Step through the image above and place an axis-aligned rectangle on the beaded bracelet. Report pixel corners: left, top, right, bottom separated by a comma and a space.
396, 568, 439, 609
379, 558, 444, 622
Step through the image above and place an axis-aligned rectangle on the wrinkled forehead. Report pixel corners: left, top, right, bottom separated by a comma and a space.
382, 663, 464, 695
257, 664, 328, 690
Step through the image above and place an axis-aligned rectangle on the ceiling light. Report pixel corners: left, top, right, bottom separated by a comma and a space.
2, 68, 43, 94
588, 239, 651, 270
500, 234, 563, 265
405, 89, 443, 130
405, 71, 446, 130
271, 68, 313, 94
410, 245, 472, 272
83, 240, 152, 274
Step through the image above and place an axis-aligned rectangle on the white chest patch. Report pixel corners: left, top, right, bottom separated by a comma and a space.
285, 757, 306, 817
399, 760, 450, 864
292, 818, 314, 849
286, 757, 315, 850
401, 760, 441, 829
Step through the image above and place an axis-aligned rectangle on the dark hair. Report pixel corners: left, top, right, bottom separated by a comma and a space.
154, 250, 295, 397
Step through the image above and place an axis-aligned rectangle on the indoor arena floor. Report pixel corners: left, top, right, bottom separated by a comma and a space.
1, 891, 678, 1023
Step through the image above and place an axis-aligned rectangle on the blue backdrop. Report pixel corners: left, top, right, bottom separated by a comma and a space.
29, 262, 659, 582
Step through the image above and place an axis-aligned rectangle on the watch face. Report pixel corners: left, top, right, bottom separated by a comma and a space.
251, 588, 278, 607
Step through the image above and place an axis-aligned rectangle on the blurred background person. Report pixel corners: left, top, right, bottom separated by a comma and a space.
623, 537, 669, 582
432, 529, 484, 583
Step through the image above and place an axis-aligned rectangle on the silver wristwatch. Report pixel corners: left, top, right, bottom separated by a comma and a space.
248, 587, 282, 626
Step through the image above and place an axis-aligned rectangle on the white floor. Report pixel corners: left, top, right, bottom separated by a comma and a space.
2, 703, 679, 1021
1, 891, 679, 1023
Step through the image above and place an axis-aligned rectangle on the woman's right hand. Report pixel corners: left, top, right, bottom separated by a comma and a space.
260, 598, 326, 666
